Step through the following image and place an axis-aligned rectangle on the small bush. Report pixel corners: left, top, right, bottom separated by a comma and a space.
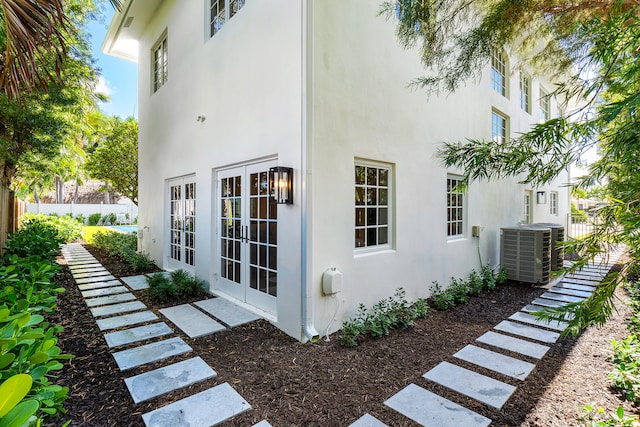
610, 335, 640, 402
481, 265, 497, 290
147, 273, 178, 303
75, 214, 86, 224
92, 231, 155, 272
171, 269, 208, 298
88, 213, 102, 226
339, 288, 429, 347
430, 280, 456, 310
101, 213, 117, 225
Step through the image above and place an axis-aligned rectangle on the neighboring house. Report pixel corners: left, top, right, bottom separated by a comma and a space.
103, 0, 570, 342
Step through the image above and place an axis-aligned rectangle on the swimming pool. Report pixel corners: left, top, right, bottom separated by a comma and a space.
106, 225, 138, 234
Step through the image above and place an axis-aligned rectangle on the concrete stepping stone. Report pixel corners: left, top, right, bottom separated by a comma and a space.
253, 422, 273, 427
521, 305, 575, 321
549, 287, 592, 298
160, 304, 226, 338
75, 275, 117, 285
67, 261, 101, 268
454, 344, 536, 380
530, 297, 569, 308
112, 337, 192, 370
423, 362, 516, 409
97, 311, 159, 331
85, 292, 137, 307
81, 286, 129, 298
195, 298, 261, 327
69, 265, 106, 273
72, 270, 110, 279
349, 414, 388, 427
91, 301, 147, 318
141, 382, 250, 426
78, 279, 122, 290
476, 331, 549, 359
105, 322, 173, 348
125, 357, 217, 403
563, 275, 601, 283
122, 275, 150, 290
568, 271, 604, 279
554, 282, 596, 292
384, 383, 490, 427
494, 320, 560, 343
540, 292, 584, 303
509, 311, 568, 331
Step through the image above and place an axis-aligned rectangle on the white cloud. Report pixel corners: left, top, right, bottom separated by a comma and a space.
96, 75, 113, 99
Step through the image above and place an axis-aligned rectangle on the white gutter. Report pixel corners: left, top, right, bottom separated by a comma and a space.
301, 0, 319, 343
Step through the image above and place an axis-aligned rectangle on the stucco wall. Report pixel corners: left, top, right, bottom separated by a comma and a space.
307, 0, 570, 337
136, 0, 304, 339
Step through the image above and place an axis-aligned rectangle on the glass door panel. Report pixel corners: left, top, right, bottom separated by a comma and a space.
167, 177, 196, 273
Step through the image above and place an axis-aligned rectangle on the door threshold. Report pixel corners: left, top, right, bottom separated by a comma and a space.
210, 290, 277, 323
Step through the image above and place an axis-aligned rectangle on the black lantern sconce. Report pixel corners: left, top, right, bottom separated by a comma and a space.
269, 167, 293, 204
536, 191, 547, 204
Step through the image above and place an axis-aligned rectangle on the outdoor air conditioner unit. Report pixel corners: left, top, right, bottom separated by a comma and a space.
500, 226, 551, 284
534, 223, 565, 271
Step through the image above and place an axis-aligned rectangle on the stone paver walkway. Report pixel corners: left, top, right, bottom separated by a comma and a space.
61, 243, 260, 426
374, 250, 623, 426
62, 243, 622, 426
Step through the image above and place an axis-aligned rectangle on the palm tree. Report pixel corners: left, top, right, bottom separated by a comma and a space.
0, 0, 121, 99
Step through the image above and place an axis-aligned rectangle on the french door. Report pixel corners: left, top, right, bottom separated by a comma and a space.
216, 161, 278, 314
167, 177, 196, 273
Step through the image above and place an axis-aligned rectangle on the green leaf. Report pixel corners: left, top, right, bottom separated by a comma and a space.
0, 400, 39, 427
0, 354, 15, 370
29, 366, 48, 381
28, 352, 49, 365
0, 374, 33, 418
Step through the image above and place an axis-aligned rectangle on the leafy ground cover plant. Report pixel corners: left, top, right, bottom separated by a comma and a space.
578, 405, 638, 427
429, 265, 503, 311
91, 230, 155, 272
147, 270, 208, 303
0, 216, 75, 425
339, 288, 429, 347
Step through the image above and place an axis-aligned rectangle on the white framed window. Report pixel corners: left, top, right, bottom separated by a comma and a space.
152, 32, 168, 93
491, 48, 507, 97
209, 0, 245, 37
520, 73, 531, 113
447, 175, 465, 238
550, 191, 558, 215
539, 88, 550, 122
492, 110, 508, 144
355, 161, 392, 250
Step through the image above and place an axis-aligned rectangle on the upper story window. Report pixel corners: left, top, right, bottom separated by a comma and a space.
210, 0, 245, 37
539, 88, 550, 122
520, 73, 531, 113
491, 48, 507, 97
355, 161, 392, 251
447, 175, 465, 238
550, 191, 558, 215
492, 110, 508, 144
152, 32, 168, 92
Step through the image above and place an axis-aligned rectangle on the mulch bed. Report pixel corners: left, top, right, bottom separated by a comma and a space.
46, 245, 637, 426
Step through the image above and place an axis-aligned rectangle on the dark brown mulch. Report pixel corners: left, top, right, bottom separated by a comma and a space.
47, 246, 636, 426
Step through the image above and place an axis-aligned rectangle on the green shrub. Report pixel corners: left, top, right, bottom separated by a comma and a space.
101, 213, 117, 225
578, 405, 638, 426
91, 231, 155, 273
430, 280, 456, 311
147, 273, 178, 303
75, 214, 85, 224
481, 264, 497, 290
171, 270, 208, 298
339, 288, 429, 347
610, 335, 640, 402
496, 267, 508, 285
88, 213, 102, 226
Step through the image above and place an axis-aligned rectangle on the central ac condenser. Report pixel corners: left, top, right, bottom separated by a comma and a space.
500, 226, 551, 284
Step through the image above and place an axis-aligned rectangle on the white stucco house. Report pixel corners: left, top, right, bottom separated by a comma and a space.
103, 0, 570, 342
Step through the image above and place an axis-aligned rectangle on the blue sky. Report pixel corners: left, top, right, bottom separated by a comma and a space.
86, 9, 138, 119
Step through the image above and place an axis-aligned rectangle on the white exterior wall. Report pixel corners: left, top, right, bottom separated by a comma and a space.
307, 0, 569, 337
135, 0, 304, 339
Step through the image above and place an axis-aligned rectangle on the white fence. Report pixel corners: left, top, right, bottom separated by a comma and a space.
26, 202, 138, 224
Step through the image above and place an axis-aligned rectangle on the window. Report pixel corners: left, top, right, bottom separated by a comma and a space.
492, 111, 508, 144
447, 175, 465, 237
210, 0, 245, 37
152, 33, 168, 92
491, 48, 507, 96
539, 88, 550, 122
355, 162, 391, 249
520, 73, 531, 113
550, 191, 558, 215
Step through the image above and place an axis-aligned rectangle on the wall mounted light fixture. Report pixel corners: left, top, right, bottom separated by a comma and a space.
269, 167, 293, 204
536, 191, 547, 204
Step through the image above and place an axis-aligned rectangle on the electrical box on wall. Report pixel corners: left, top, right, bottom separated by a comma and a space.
322, 268, 343, 295
472, 225, 482, 237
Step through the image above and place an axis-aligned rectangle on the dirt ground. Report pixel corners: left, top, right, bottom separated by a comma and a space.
46, 245, 638, 426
